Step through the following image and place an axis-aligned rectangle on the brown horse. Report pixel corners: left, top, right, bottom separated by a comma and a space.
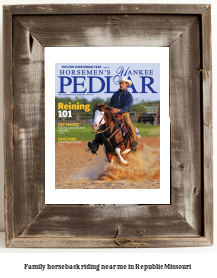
92, 103, 132, 166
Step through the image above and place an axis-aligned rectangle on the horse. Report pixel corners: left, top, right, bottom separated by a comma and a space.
92, 102, 133, 166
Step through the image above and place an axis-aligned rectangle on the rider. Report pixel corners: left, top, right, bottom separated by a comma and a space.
88, 76, 138, 154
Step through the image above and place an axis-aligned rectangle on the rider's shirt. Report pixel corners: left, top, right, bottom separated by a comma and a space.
109, 89, 133, 114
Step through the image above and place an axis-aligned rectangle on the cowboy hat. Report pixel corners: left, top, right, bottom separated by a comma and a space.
118, 76, 132, 86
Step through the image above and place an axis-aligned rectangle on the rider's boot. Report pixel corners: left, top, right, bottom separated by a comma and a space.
129, 135, 138, 152
130, 140, 138, 152
130, 139, 138, 148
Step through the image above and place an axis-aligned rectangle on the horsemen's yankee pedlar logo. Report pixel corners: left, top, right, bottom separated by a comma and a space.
57, 65, 158, 94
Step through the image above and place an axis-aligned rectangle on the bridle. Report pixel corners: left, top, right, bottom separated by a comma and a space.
91, 106, 111, 133
92, 106, 123, 150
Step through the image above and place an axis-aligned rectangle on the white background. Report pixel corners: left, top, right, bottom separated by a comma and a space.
0, 0, 216, 277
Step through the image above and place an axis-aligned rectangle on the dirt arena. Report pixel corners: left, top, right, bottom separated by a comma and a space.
55, 137, 160, 189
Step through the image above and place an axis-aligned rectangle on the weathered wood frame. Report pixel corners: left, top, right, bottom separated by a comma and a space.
3, 4, 212, 248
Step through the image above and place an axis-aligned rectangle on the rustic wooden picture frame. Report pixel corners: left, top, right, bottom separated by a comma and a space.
3, 4, 213, 248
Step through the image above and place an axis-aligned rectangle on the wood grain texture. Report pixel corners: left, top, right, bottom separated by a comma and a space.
16, 15, 197, 47
4, 4, 207, 15
8, 237, 212, 248
20, 205, 198, 238
12, 17, 45, 237
203, 126, 213, 243
3, 4, 213, 248
3, 7, 14, 247
170, 17, 202, 234
202, 6, 212, 129
201, 6, 213, 244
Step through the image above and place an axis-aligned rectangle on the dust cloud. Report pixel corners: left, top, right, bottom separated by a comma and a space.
69, 152, 108, 181
69, 141, 160, 182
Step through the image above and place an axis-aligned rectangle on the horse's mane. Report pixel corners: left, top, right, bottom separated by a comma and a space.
105, 107, 118, 127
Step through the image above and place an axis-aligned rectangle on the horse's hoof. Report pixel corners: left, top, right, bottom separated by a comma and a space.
124, 160, 129, 166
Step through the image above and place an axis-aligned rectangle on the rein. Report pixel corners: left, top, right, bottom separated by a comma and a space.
101, 123, 123, 151
91, 125, 111, 134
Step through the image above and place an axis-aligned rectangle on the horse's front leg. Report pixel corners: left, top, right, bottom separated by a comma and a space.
115, 147, 129, 166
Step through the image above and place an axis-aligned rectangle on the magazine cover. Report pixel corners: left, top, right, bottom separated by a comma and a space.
55, 63, 160, 187
45, 47, 170, 204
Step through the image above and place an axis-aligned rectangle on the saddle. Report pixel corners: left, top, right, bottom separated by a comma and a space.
114, 114, 141, 141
